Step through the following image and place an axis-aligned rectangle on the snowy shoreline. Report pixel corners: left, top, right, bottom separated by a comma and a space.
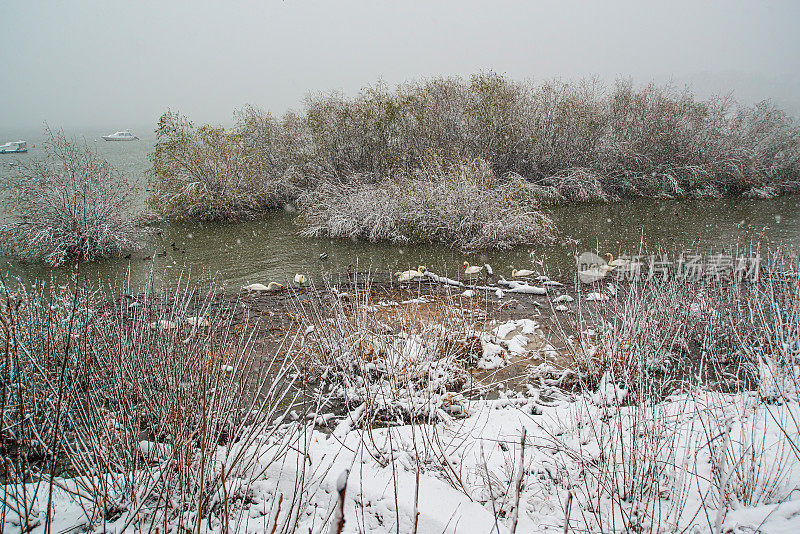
4, 259, 800, 533
11, 388, 800, 534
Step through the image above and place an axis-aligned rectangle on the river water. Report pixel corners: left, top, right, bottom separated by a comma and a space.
2, 127, 798, 291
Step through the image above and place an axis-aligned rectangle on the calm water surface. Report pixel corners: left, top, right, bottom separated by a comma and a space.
2, 128, 798, 291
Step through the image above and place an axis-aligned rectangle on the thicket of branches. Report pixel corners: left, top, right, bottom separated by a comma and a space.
149, 73, 800, 244
3, 254, 800, 532
292, 74, 800, 191
0, 276, 303, 533
0, 129, 143, 265
148, 111, 308, 221
298, 159, 557, 249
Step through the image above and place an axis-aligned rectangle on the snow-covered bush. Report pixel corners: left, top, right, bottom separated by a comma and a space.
297, 159, 557, 250
149, 110, 305, 220
0, 129, 143, 265
0, 276, 304, 533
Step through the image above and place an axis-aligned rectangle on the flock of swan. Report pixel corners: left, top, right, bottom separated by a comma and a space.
241, 253, 628, 293
396, 263, 558, 283
578, 253, 638, 282
242, 273, 305, 292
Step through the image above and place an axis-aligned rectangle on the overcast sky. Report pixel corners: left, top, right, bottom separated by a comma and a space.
3, 0, 799, 130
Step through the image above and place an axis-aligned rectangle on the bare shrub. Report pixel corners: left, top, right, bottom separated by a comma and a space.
150, 73, 800, 243
298, 159, 557, 250
288, 275, 481, 427
0, 129, 143, 265
149, 110, 303, 220
0, 274, 306, 533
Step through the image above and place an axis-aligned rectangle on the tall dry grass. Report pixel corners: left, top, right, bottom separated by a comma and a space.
535, 248, 800, 532
0, 272, 307, 533
3, 253, 799, 533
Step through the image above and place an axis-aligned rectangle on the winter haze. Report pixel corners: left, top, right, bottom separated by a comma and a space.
3, 0, 800, 131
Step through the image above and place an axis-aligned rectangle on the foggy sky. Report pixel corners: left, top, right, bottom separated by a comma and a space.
3, 0, 800, 131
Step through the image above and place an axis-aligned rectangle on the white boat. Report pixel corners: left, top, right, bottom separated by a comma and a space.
101, 129, 139, 141
0, 140, 27, 154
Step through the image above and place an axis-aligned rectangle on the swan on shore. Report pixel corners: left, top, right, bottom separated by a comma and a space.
186, 315, 211, 327
395, 266, 427, 282
294, 273, 307, 285
606, 253, 630, 268
463, 262, 483, 276
243, 282, 284, 292
512, 268, 535, 278
578, 264, 614, 283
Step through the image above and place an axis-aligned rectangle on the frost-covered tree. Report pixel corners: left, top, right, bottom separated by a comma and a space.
1, 128, 142, 265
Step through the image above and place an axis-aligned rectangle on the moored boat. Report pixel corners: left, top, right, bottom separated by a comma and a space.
0, 140, 27, 154
102, 129, 139, 141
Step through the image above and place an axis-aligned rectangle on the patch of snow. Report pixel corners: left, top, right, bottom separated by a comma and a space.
11, 388, 800, 534
592, 372, 627, 406
507, 334, 529, 355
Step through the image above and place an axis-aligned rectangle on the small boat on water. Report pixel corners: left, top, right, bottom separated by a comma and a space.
0, 141, 27, 154
102, 129, 139, 141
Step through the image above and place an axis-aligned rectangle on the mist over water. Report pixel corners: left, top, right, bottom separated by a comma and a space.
4, 1, 800, 130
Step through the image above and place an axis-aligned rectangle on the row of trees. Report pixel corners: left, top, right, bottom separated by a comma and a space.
151, 73, 800, 221
3, 74, 799, 263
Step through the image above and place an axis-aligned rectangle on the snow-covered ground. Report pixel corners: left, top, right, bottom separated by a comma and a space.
7, 386, 800, 534
5, 269, 799, 534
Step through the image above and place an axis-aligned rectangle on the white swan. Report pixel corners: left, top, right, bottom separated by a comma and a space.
186, 315, 211, 327
294, 273, 307, 285
512, 268, 535, 278
606, 253, 630, 268
243, 282, 284, 292
578, 264, 614, 283
149, 319, 178, 331
395, 266, 427, 282
463, 261, 483, 276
